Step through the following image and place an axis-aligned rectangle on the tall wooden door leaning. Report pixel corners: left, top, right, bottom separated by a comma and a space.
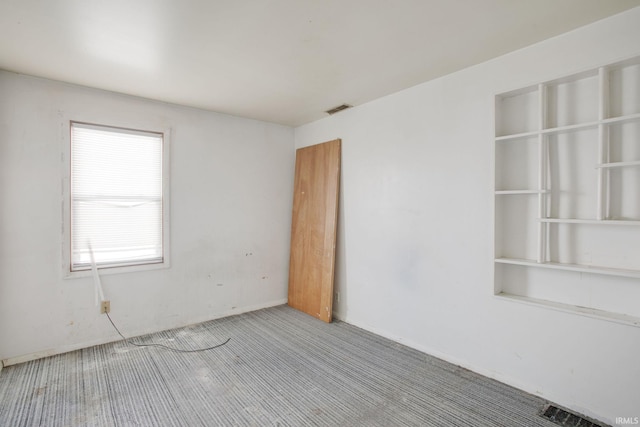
288, 139, 341, 323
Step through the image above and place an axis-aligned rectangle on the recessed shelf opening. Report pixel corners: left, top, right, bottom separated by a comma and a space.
494, 55, 640, 322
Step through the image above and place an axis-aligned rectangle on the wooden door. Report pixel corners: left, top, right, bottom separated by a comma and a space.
288, 139, 341, 322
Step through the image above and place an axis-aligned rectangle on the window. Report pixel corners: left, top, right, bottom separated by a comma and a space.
70, 122, 167, 272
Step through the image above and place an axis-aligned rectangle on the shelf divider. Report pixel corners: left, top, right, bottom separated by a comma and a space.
597, 67, 609, 221
537, 84, 548, 264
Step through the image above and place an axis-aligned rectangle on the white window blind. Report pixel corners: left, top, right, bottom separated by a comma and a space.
71, 122, 164, 271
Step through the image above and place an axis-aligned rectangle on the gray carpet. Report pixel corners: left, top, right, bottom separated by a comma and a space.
0, 305, 559, 426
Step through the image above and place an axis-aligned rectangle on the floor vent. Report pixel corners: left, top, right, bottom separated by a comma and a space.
540, 404, 608, 427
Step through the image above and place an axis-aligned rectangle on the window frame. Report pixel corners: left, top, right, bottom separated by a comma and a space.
62, 119, 171, 278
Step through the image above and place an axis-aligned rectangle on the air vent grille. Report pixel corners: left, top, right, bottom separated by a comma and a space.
325, 104, 352, 115
540, 404, 608, 427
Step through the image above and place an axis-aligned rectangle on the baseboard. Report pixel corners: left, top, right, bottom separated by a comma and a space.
1, 298, 287, 367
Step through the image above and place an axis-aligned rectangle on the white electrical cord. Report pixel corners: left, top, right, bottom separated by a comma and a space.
88, 244, 231, 352
88, 244, 106, 306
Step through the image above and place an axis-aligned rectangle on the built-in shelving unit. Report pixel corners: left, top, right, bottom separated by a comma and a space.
494, 56, 640, 322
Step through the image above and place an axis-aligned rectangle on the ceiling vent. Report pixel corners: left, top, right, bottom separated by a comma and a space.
325, 104, 352, 115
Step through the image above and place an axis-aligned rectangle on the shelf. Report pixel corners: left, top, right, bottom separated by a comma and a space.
495, 112, 640, 141
495, 293, 640, 328
495, 257, 640, 279
495, 121, 598, 141
495, 130, 539, 141
602, 112, 640, 125
538, 218, 640, 225
596, 160, 640, 169
495, 55, 640, 321
495, 190, 547, 195
541, 121, 599, 136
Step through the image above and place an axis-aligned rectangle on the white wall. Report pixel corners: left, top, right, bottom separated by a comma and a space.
0, 71, 294, 363
295, 8, 640, 424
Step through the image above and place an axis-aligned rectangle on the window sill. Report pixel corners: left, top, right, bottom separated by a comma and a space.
63, 260, 170, 279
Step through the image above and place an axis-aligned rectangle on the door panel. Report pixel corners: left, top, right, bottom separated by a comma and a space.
288, 139, 341, 322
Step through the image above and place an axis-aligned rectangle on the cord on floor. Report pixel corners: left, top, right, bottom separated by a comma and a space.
105, 312, 230, 353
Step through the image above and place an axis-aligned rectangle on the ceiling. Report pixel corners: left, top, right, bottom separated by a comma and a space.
1, 1, 639, 127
